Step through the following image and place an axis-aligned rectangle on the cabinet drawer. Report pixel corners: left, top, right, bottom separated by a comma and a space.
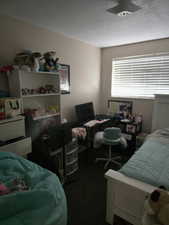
0, 118, 25, 141
66, 150, 78, 164
65, 138, 78, 153
66, 161, 78, 176
0, 137, 32, 156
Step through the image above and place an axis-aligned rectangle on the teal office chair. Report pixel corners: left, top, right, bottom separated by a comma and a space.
96, 127, 125, 169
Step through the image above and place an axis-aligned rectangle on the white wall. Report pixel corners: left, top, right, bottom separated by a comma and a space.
0, 15, 101, 121
2, 14, 169, 130
101, 38, 169, 132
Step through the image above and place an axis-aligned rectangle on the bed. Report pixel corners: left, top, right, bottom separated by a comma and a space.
0, 151, 67, 225
105, 128, 169, 225
105, 94, 169, 225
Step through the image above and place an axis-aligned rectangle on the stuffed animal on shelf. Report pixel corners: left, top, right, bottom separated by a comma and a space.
0, 65, 14, 74
14, 50, 42, 72
45, 84, 56, 93
43, 51, 59, 72
143, 186, 169, 225
38, 86, 46, 94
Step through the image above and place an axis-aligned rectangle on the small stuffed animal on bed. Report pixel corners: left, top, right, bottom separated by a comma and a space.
144, 186, 169, 225
0, 183, 10, 195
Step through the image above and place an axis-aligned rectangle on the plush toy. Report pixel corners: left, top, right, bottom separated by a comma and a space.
0, 65, 14, 74
143, 187, 169, 225
45, 84, 55, 93
43, 51, 59, 72
14, 51, 42, 71
38, 86, 46, 94
0, 183, 10, 195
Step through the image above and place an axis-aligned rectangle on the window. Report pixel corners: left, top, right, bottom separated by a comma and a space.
111, 53, 169, 98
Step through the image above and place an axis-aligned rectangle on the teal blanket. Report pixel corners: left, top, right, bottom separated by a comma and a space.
0, 152, 67, 225
120, 129, 169, 188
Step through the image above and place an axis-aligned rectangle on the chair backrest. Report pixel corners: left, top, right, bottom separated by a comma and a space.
103, 127, 121, 144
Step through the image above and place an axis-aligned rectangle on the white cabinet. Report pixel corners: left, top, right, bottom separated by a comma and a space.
0, 116, 31, 156
152, 94, 169, 131
0, 137, 31, 156
0, 116, 25, 141
8, 70, 61, 122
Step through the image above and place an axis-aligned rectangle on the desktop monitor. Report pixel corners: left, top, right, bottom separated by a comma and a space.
75, 102, 95, 124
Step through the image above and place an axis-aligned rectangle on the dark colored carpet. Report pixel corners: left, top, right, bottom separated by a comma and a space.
64, 149, 131, 225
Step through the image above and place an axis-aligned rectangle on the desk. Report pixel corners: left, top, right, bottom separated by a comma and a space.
84, 119, 115, 148
118, 120, 142, 154
122, 133, 136, 154
77, 117, 140, 158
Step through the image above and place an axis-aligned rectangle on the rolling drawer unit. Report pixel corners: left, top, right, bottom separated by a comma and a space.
64, 138, 79, 178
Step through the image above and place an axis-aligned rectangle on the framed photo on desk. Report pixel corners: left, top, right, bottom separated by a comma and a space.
126, 124, 137, 134
107, 100, 132, 117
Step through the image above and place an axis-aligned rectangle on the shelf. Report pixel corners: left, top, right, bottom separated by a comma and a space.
66, 147, 79, 155
49, 148, 63, 157
33, 113, 60, 121
0, 115, 24, 125
66, 158, 78, 166
66, 167, 78, 176
8, 70, 61, 124
22, 93, 60, 98
25, 71, 59, 76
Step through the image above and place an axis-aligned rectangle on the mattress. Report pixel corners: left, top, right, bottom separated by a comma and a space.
119, 128, 169, 188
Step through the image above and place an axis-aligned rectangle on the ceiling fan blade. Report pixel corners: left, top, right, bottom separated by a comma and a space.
106, 6, 123, 14
125, 2, 141, 12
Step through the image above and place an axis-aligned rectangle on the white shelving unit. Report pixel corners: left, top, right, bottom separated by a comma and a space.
33, 112, 60, 121
22, 93, 60, 98
0, 115, 23, 125
8, 70, 61, 122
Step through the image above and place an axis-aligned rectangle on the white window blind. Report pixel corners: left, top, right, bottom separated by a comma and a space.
111, 53, 169, 98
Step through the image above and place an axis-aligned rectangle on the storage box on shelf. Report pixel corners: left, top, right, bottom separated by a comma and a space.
8, 69, 61, 123
0, 97, 22, 120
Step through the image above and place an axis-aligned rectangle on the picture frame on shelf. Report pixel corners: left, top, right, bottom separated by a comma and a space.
59, 64, 70, 94
107, 99, 132, 117
126, 124, 137, 134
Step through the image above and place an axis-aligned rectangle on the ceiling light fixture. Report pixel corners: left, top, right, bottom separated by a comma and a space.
107, 0, 142, 16
117, 10, 132, 17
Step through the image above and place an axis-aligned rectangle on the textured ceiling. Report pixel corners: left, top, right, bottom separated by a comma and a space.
0, 0, 169, 47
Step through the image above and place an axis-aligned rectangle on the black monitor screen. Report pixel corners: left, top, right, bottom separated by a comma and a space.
75, 102, 95, 123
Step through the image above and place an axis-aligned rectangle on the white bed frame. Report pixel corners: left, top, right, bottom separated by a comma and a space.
105, 170, 155, 225
105, 94, 169, 225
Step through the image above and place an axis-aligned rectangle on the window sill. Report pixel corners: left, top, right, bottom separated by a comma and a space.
111, 96, 155, 100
